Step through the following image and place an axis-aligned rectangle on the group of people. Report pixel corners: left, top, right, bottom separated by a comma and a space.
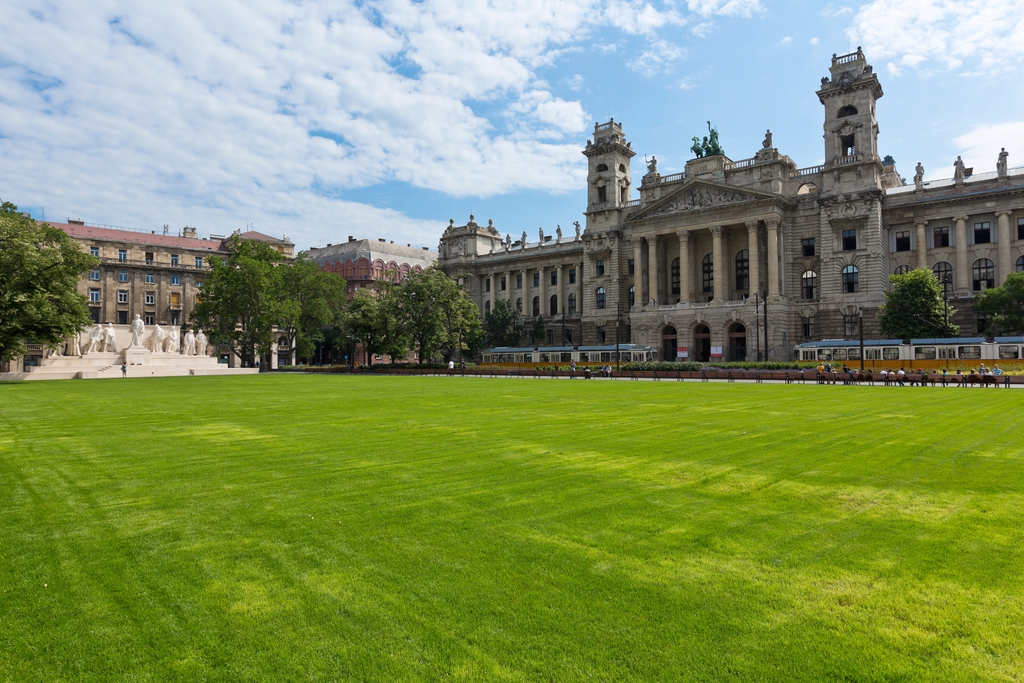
568, 360, 613, 379
814, 361, 1007, 386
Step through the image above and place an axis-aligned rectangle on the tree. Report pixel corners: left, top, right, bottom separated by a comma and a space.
484, 298, 523, 348
190, 235, 284, 368
438, 287, 483, 363
878, 268, 958, 339
277, 257, 347, 364
344, 285, 408, 365
399, 268, 464, 362
531, 315, 545, 345
0, 201, 97, 366
974, 271, 1024, 335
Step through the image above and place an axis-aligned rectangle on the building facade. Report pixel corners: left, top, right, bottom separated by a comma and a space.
438, 49, 1024, 361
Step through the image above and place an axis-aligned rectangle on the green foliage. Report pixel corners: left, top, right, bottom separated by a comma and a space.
276, 257, 347, 363
398, 267, 477, 363
0, 201, 97, 363
531, 315, 545, 344
344, 285, 409, 365
974, 271, 1024, 335
484, 299, 523, 348
878, 268, 958, 339
4, 376, 1024, 681
190, 235, 284, 365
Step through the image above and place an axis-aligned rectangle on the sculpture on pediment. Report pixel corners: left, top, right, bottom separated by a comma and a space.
521, 231, 528, 248
997, 148, 1008, 178
556, 225, 562, 243
691, 122, 724, 158
446, 218, 454, 233
504, 234, 511, 251
647, 156, 658, 173
762, 130, 772, 149
690, 137, 704, 159
650, 185, 751, 216
489, 236, 495, 253
953, 156, 966, 185
574, 221, 581, 240
914, 162, 924, 190
538, 227, 545, 246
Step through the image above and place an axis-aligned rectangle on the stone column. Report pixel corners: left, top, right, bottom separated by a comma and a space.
538, 266, 547, 319
632, 238, 643, 308
745, 220, 760, 297
711, 226, 724, 299
996, 211, 1013, 284
677, 230, 691, 303
576, 262, 583, 316
557, 264, 565, 317
521, 268, 530, 316
954, 215, 969, 292
915, 220, 928, 270
488, 274, 496, 313
765, 217, 781, 298
506, 270, 513, 302
647, 236, 657, 305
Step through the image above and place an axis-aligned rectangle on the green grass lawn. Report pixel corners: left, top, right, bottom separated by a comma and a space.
2, 375, 1024, 682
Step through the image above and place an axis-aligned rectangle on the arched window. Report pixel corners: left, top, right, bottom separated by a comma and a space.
532, 296, 540, 316
549, 295, 558, 316
596, 287, 606, 309
894, 264, 913, 275
596, 163, 608, 172
973, 258, 994, 291
618, 164, 626, 172
702, 254, 714, 293
516, 297, 522, 313
797, 182, 818, 195
484, 300, 491, 313
1017, 256, 1024, 273
932, 261, 953, 285
629, 285, 635, 307
735, 249, 749, 290
568, 292, 576, 315
671, 257, 680, 296
842, 265, 859, 293
801, 271, 817, 299
837, 105, 858, 118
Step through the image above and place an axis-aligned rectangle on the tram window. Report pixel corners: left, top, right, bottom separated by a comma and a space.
539, 353, 550, 362
999, 345, 1020, 359
915, 347, 937, 360
601, 352, 611, 362
579, 352, 589, 362
817, 349, 832, 360
958, 346, 982, 360
865, 349, 881, 360
523, 354, 532, 362
938, 347, 955, 360
883, 347, 900, 360
561, 353, 572, 362
847, 348, 861, 360
833, 348, 847, 360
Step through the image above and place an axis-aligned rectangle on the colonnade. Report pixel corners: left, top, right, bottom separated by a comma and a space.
482, 262, 584, 320
912, 211, 1017, 291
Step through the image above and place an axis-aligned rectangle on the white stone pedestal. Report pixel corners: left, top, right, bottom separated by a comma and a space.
124, 348, 150, 365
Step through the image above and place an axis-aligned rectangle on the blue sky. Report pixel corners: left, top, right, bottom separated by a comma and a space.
2, 0, 1022, 252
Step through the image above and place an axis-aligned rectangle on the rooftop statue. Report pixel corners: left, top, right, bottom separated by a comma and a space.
647, 156, 657, 173
914, 162, 925, 190
997, 148, 1009, 178
574, 221, 582, 240
953, 155, 966, 185
691, 122, 724, 158
762, 129, 772, 149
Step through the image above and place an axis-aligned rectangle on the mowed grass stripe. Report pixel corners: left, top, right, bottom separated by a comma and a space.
1, 375, 1023, 681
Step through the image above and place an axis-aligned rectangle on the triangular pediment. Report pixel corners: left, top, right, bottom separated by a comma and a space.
628, 180, 783, 222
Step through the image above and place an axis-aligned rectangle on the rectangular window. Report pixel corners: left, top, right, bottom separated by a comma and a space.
171, 254, 179, 266
596, 260, 605, 277
500, 276, 506, 291
915, 346, 937, 360
596, 327, 606, 343
933, 226, 949, 248
145, 292, 155, 305
195, 281, 202, 289
171, 314, 180, 326
865, 348, 881, 360
1018, 218, 1024, 240
144, 314, 155, 325
516, 274, 523, 289
883, 347, 900, 361
145, 251, 154, 264
847, 348, 861, 360
568, 268, 576, 284
802, 238, 815, 257
532, 273, 539, 287
117, 290, 128, 304
546, 329, 553, 344
118, 249, 127, 261
171, 274, 180, 285
90, 246, 100, 257
171, 292, 181, 306
974, 222, 991, 244
484, 278, 490, 292
958, 345, 982, 360
817, 349, 832, 360
550, 271, 557, 286
895, 231, 911, 252
118, 270, 128, 282
842, 230, 857, 251
145, 273, 155, 284
195, 257, 203, 268
89, 269, 101, 281
801, 317, 813, 338
628, 259, 635, 275
833, 348, 847, 361
89, 289, 100, 303
999, 345, 1020, 359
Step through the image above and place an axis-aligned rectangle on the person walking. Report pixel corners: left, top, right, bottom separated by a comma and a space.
570, 359, 576, 379
121, 362, 127, 378
448, 359, 455, 375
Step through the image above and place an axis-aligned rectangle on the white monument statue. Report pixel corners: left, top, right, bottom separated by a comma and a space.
50, 341, 63, 357
129, 314, 145, 347
165, 328, 179, 354
183, 329, 196, 356
195, 329, 208, 356
103, 323, 119, 353
556, 225, 563, 244
69, 333, 81, 357
150, 324, 165, 352
85, 324, 103, 354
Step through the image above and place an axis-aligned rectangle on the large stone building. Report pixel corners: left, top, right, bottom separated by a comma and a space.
438, 49, 1024, 362
307, 236, 437, 296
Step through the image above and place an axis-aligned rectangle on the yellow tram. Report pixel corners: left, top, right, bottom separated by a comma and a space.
480, 344, 659, 367
794, 337, 1024, 371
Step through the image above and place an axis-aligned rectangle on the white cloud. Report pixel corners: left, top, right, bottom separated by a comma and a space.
809, 37, 819, 45
691, 21, 716, 37
780, 36, 792, 45
848, 0, 1024, 75
953, 121, 1024, 174
0, 0, 768, 248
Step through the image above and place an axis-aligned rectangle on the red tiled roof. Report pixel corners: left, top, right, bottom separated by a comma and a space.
49, 222, 229, 252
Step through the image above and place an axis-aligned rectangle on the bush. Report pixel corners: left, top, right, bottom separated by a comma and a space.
620, 362, 704, 372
